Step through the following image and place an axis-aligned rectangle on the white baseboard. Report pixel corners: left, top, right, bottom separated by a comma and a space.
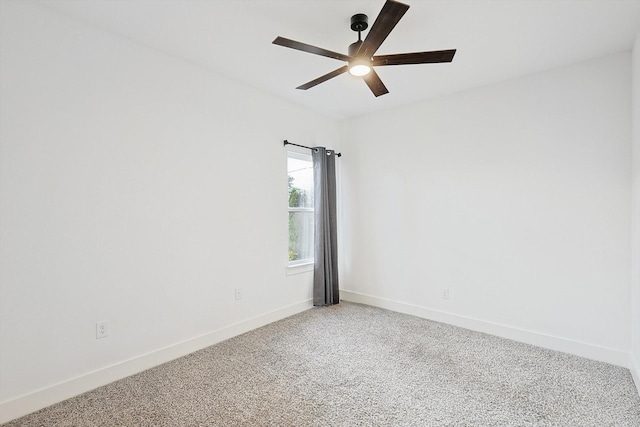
0, 299, 313, 424
340, 290, 629, 368
631, 354, 640, 397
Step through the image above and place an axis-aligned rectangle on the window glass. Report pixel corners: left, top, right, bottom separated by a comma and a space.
287, 152, 314, 264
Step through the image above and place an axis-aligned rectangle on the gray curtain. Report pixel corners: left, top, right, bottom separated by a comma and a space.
312, 147, 339, 306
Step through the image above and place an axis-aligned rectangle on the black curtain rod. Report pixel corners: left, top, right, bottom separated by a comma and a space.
283, 140, 342, 157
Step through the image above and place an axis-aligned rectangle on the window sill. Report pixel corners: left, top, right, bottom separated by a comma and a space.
286, 261, 314, 276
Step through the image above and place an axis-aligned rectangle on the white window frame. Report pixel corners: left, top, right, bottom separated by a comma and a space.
286, 149, 314, 275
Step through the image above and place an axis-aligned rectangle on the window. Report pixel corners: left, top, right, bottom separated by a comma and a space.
287, 151, 314, 266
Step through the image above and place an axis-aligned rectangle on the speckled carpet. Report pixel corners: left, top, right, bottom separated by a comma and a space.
4, 302, 640, 426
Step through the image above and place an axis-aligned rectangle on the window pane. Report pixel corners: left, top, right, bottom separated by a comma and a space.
288, 211, 314, 262
287, 157, 313, 208
287, 152, 314, 264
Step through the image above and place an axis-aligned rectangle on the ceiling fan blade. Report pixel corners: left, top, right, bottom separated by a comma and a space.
296, 65, 349, 90
357, 0, 409, 59
373, 49, 456, 66
362, 69, 389, 97
273, 36, 351, 62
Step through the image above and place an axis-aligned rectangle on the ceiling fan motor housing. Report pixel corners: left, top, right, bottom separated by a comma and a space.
348, 40, 363, 57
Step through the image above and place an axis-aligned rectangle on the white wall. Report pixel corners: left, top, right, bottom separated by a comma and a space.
0, 1, 337, 421
340, 53, 632, 365
631, 30, 640, 393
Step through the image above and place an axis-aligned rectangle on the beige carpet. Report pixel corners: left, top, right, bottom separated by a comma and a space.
4, 302, 640, 426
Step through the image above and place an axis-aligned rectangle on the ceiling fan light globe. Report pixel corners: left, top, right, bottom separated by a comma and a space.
349, 64, 371, 77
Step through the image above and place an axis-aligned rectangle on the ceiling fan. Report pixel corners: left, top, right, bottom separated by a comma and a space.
272, 0, 456, 97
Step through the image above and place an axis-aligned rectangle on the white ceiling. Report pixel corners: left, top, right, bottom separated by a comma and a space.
38, 0, 640, 119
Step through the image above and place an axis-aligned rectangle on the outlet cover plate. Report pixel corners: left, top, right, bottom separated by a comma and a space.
96, 321, 110, 339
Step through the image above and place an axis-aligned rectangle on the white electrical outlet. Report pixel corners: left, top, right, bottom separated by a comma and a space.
235, 288, 242, 301
442, 289, 450, 300
96, 321, 110, 339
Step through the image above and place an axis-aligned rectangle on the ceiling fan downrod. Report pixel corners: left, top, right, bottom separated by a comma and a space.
349, 13, 368, 57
